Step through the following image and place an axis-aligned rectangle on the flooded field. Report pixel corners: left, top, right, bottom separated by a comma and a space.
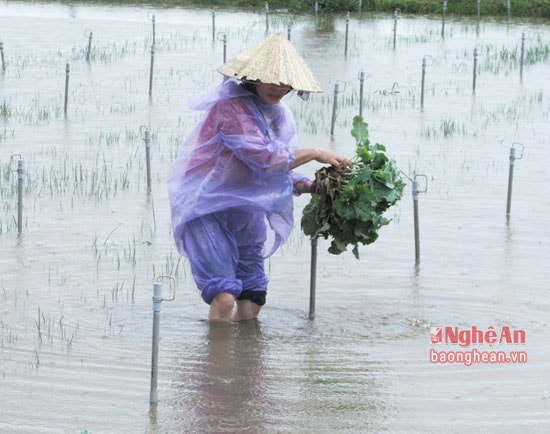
1, 1, 549, 433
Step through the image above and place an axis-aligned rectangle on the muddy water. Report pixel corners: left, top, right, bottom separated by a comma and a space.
1, 2, 549, 433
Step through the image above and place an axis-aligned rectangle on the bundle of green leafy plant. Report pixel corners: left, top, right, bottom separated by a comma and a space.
301, 116, 406, 259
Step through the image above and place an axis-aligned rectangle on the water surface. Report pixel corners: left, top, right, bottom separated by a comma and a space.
1, 2, 549, 433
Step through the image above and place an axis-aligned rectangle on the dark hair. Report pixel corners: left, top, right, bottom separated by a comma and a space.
241, 79, 259, 95
241, 79, 293, 96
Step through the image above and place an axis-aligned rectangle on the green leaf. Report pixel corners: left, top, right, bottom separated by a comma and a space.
301, 115, 406, 259
351, 116, 370, 148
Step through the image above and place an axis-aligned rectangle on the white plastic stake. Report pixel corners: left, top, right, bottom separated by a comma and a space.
309, 237, 318, 320
506, 143, 524, 217
17, 159, 24, 234
64, 63, 70, 116
150, 283, 162, 404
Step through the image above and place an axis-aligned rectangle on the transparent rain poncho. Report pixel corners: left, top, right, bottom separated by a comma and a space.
168, 79, 309, 261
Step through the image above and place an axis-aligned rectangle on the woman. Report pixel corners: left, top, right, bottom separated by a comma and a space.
168, 33, 352, 321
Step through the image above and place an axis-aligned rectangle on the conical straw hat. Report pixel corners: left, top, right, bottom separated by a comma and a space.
217, 33, 322, 93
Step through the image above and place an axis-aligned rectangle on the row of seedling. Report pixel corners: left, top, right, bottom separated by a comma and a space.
1, 301, 80, 362
1, 145, 149, 199
2, 11, 545, 135
322, 3, 531, 56
0, 42, 544, 220
90, 224, 186, 281
326, 31, 547, 131
34, 306, 80, 352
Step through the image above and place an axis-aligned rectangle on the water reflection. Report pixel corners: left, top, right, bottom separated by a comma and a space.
157, 315, 390, 433
168, 320, 268, 433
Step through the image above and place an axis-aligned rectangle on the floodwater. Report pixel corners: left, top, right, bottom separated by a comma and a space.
1, 1, 549, 433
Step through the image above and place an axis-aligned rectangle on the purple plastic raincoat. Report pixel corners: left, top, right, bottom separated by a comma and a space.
168, 79, 308, 260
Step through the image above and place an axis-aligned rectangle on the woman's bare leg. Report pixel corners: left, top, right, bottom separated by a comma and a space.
232, 300, 262, 321
208, 292, 236, 322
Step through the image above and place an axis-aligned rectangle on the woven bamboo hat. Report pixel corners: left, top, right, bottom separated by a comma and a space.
217, 33, 322, 93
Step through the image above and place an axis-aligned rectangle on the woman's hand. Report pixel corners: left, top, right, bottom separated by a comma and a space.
292, 149, 352, 195
294, 180, 312, 194
292, 148, 353, 170
314, 149, 353, 169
